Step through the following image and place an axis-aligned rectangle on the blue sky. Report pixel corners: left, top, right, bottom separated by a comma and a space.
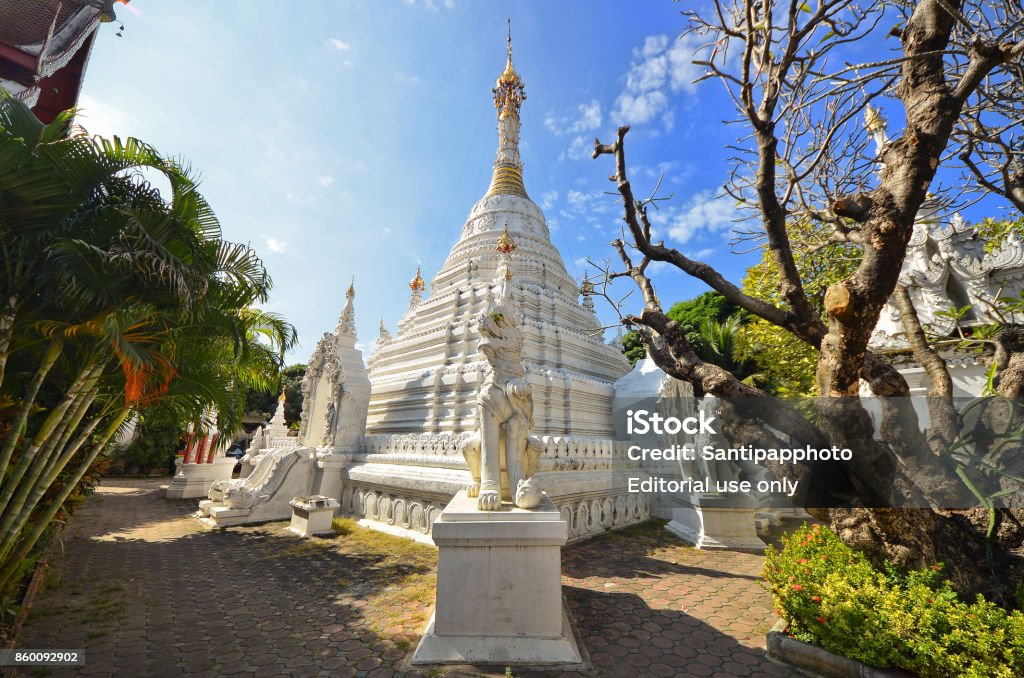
75, 1, 996, 362
77, 1, 747, 361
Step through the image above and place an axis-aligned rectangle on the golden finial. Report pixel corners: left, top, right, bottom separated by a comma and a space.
493, 19, 525, 112
865, 104, 886, 134
278, 388, 286, 402
346, 276, 355, 299
409, 266, 426, 293
580, 279, 595, 296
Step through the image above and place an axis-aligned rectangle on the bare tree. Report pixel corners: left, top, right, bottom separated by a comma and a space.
591, 0, 1024, 603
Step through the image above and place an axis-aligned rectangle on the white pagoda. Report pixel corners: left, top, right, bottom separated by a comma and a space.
331, 30, 642, 541
365, 41, 628, 438
201, 30, 652, 540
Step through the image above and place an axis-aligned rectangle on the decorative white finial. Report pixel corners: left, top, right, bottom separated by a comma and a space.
377, 317, 392, 345
336, 277, 357, 337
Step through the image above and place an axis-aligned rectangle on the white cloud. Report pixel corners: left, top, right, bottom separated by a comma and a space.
546, 101, 602, 161
641, 35, 669, 58
540, 190, 558, 211
647, 260, 670, 276
396, 72, 421, 84
612, 33, 708, 129
546, 100, 602, 135
613, 91, 668, 126
265, 237, 290, 254
662, 190, 737, 244
326, 38, 350, 52
318, 175, 334, 187
687, 247, 716, 259
565, 135, 591, 161
381, 227, 392, 237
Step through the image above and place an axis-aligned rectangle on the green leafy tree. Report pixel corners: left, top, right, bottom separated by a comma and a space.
666, 291, 746, 346
0, 95, 296, 593
736, 220, 861, 395
972, 216, 1024, 254
695, 316, 764, 386
244, 363, 306, 426
620, 331, 647, 366
591, 0, 1024, 602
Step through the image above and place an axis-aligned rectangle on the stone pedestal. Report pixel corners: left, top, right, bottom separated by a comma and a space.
411, 491, 584, 668
288, 495, 339, 536
166, 457, 235, 499
666, 494, 765, 552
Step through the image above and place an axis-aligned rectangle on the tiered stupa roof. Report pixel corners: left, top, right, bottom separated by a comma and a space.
365, 26, 630, 436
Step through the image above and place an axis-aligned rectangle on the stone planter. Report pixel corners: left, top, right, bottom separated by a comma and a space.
288, 495, 339, 536
766, 620, 916, 677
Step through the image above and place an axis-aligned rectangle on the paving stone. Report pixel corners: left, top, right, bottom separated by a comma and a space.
14, 478, 784, 678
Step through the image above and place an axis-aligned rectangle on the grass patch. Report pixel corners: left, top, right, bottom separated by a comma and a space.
77, 584, 126, 624
599, 518, 676, 556
246, 517, 439, 644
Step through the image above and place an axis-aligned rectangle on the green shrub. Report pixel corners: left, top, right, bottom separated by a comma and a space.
108, 418, 181, 475
763, 524, 1024, 678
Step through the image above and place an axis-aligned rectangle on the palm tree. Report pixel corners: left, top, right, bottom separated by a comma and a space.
694, 316, 765, 387
0, 94, 296, 593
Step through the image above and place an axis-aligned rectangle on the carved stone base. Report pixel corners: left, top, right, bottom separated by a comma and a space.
410, 491, 584, 668
667, 495, 765, 553
335, 465, 650, 544
288, 496, 339, 536
166, 458, 235, 499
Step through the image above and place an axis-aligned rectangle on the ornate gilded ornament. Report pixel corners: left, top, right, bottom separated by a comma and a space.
492, 18, 526, 116
864, 104, 886, 134
409, 266, 426, 293
495, 224, 517, 255
485, 20, 529, 198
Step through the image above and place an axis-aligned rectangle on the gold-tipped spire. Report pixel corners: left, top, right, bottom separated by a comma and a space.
409, 266, 426, 293
492, 19, 526, 116
278, 388, 286, 402
346, 276, 355, 299
486, 19, 528, 199
498, 18, 520, 89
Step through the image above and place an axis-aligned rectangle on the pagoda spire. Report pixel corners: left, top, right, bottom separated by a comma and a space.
336, 277, 357, 337
485, 19, 528, 198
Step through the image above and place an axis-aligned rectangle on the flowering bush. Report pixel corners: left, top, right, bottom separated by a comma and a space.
763, 524, 1024, 678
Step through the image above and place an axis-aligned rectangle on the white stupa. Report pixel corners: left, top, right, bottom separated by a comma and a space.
332, 30, 648, 542
201, 29, 654, 541
366, 33, 630, 438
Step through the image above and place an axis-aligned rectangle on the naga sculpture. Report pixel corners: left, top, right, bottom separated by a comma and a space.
464, 265, 541, 510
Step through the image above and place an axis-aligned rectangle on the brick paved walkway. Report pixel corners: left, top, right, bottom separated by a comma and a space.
15, 479, 795, 677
